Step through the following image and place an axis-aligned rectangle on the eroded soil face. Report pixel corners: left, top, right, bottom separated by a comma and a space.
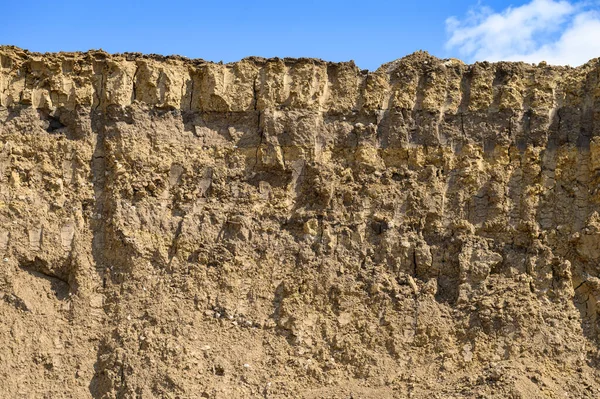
1, 46, 600, 398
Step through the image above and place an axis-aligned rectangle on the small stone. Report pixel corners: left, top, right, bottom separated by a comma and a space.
303, 218, 319, 236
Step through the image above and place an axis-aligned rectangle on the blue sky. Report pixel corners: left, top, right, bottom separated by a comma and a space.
1, 0, 599, 70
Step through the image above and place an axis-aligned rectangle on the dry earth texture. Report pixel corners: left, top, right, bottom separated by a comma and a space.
1, 46, 600, 398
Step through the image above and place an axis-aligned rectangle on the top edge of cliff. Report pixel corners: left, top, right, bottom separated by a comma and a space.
2, 45, 598, 73
2, 44, 600, 114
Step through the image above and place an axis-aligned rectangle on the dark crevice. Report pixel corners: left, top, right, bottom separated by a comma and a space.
94, 63, 106, 111
252, 74, 259, 112
459, 67, 472, 113
167, 219, 184, 266
188, 78, 195, 112
19, 262, 68, 285
18, 258, 70, 301
251, 73, 263, 169
574, 279, 588, 292
412, 248, 418, 277
46, 115, 65, 133
523, 109, 532, 139
19, 66, 30, 104
131, 63, 140, 102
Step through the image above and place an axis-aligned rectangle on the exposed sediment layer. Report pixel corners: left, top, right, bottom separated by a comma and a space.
1, 46, 600, 397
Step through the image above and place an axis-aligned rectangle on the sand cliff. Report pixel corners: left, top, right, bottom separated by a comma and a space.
1, 46, 600, 397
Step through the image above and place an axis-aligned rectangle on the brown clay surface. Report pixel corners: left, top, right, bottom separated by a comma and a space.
1, 46, 600, 397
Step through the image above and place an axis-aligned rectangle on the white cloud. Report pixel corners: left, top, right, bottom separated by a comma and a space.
446, 0, 600, 66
